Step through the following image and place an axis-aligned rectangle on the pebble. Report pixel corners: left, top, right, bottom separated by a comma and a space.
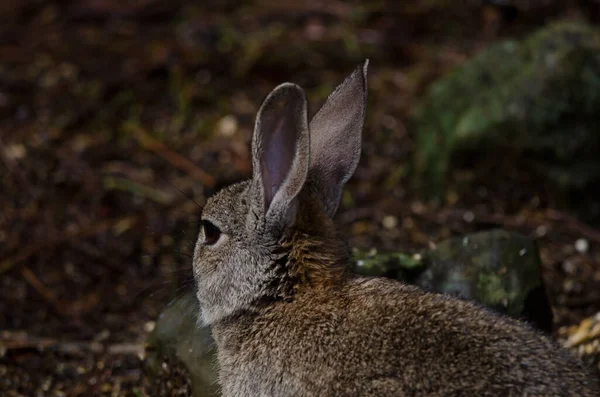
382, 215, 398, 230
144, 321, 156, 333
216, 115, 238, 137
410, 201, 426, 214
562, 259, 577, 275
575, 238, 589, 254
535, 225, 548, 237
4, 144, 26, 160
462, 211, 475, 223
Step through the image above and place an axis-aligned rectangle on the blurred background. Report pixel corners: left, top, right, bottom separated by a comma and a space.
1, 1, 600, 396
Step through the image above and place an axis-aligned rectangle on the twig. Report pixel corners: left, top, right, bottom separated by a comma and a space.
103, 175, 176, 205
20, 266, 61, 307
0, 332, 146, 357
125, 123, 216, 187
0, 215, 139, 275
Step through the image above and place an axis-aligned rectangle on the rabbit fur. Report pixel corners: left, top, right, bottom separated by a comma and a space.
192, 60, 600, 396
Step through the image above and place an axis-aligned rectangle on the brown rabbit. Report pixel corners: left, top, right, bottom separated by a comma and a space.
192, 61, 600, 396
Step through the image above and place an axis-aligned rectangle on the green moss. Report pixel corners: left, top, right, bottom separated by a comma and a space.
412, 21, 600, 221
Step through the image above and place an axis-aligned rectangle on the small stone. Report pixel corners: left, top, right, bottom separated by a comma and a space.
144, 321, 156, 333
535, 225, 548, 237
462, 211, 475, 223
382, 215, 398, 230
4, 144, 26, 160
410, 201, 426, 214
562, 259, 577, 275
216, 115, 238, 137
575, 238, 589, 254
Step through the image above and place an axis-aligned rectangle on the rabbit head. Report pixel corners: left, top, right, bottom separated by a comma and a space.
193, 61, 369, 325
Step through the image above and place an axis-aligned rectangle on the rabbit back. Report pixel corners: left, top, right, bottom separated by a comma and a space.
213, 276, 600, 397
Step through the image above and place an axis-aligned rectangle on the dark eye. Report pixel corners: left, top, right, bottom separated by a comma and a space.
201, 220, 221, 246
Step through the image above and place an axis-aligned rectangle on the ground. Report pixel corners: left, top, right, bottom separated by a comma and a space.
1, 1, 599, 396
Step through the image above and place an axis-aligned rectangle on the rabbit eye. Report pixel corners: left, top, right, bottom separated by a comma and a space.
201, 220, 221, 246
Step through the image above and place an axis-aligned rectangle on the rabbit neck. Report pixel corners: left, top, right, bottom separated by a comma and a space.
280, 192, 351, 292
279, 228, 348, 293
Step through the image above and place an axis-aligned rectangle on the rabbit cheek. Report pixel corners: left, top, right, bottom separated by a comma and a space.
194, 240, 233, 292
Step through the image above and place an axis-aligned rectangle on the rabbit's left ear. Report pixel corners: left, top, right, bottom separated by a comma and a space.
308, 60, 368, 217
250, 83, 310, 232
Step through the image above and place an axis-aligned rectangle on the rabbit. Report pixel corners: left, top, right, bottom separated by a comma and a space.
192, 60, 600, 397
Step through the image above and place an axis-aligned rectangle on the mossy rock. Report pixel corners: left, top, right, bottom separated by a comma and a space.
412, 21, 600, 222
416, 229, 553, 332
145, 292, 219, 397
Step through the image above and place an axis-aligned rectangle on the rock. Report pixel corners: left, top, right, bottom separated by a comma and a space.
145, 291, 219, 397
355, 230, 552, 332
416, 229, 553, 332
412, 21, 600, 223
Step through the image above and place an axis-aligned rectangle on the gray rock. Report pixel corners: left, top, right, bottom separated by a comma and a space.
416, 229, 552, 332
145, 292, 219, 397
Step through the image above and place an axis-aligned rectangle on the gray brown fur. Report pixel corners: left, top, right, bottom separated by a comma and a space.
193, 61, 600, 396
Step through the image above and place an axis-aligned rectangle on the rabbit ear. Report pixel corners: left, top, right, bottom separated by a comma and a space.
308, 60, 368, 217
250, 83, 310, 231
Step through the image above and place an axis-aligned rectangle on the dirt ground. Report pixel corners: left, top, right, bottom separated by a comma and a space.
1, 1, 600, 396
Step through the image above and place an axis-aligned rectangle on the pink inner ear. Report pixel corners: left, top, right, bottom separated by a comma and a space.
260, 156, 273, 208
261, 113, 295, 209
